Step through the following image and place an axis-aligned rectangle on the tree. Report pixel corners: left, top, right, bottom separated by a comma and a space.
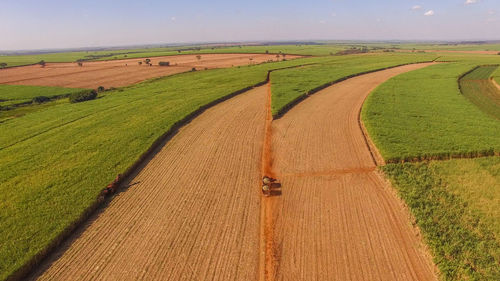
265, 50, 269, 54
0, 63, 7, 68
97, 86, 105, 92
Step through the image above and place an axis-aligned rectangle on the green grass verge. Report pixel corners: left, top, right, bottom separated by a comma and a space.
459, 65, 500, 119
0, 57, 328, 280
362, 62, 500, 162
382, 157, 500, 281
270, 53, 437, 117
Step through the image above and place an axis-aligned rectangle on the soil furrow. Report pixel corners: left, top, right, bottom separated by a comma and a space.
269, 63, 438, 281
31, 85, 268, 281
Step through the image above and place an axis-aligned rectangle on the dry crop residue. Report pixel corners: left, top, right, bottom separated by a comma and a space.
0, 54, 299, 89
268, 63, 439, 281
31, 86, 268, 281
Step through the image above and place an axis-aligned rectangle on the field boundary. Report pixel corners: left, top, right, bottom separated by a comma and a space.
272, 60, 437, 119
7, 62, 318, 281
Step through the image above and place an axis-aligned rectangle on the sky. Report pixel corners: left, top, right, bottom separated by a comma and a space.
0, 0, 499, 50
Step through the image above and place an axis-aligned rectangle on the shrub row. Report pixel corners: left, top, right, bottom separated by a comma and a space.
69, 90, 98, 103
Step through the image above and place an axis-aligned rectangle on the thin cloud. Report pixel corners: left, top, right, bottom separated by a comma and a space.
465, 0, 478, 5
424, 10, 435, 16
411, 5, 422, 11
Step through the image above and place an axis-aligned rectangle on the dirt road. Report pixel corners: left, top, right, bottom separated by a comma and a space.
31, 85, 268, 281
0, 54, 298, 89
492, 77, 500, 91
266, 63, 438, 280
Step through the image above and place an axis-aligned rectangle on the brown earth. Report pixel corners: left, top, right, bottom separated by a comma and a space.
0, 54, 298, 89
266, 63, 438, 280
30, 85, 268, 281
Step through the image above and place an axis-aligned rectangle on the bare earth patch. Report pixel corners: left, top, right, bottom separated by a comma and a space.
30, 86, 268, 281
0, 54, 299, 89
267, 63, 438, 280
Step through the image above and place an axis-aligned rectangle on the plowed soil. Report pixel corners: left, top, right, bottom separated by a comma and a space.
31, 85, 268, 281
267, 63, 438, 280
31, 63, 439, 281
0, 54, 298, 89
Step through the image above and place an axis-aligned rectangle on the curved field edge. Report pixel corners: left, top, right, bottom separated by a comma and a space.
269, 53, 439, 118
361, 62, 500, 163
458, 65, 500, 119
0, 59, 319, 281
382, 157, 500, 281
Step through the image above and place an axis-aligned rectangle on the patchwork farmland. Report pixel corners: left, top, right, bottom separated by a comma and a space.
1, 42, 499, 281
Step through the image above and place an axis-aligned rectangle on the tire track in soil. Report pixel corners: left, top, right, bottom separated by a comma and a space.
30, 85, 268, 281
268, 63, 439, 281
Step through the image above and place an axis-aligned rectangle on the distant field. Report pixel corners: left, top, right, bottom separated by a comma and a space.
393, 43, 500, 52
459, 65, 500, 119
270, 53, 437, 116
1, 43, 499, 68
362, 62, 500, 162
383, 157, 500, 281
0, 44, 347, 68
0, 84, 83, 101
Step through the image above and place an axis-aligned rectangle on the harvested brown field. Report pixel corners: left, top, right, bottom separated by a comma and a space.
267, 63, 439, 280
30, 85, 268, 281
31, 64, 439, 281
0, 54, 298, 89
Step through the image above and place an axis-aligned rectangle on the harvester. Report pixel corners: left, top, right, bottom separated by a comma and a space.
262, 176, 278, 196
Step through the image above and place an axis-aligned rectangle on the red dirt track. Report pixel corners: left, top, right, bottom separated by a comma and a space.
0, 54, 298, 89
267, 63, 438, 280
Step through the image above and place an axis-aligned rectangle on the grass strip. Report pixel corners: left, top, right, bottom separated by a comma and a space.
382, 159, 500, 281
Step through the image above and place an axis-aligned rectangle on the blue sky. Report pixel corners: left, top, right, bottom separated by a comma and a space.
0, 0, 498, 50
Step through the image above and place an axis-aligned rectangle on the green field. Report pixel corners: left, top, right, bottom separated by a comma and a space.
0, 85, 86, 122
270, 53, 437, 116
459, 65, 500, 119
358, 52, 500, 280
383, 157, 500, 280
362, 62, 500, 162
2, 45, 500, 280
